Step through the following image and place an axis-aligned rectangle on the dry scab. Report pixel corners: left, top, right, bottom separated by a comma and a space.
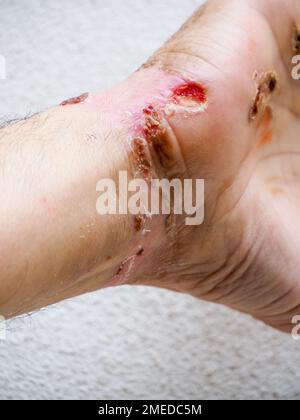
60, 93, 89, 106
132, 137, 151, 177
249, 71, 278, 122
142, 105, 174, 173
134, 215, 144, 232
293, 26, 300, 52
136, 247, 144, 256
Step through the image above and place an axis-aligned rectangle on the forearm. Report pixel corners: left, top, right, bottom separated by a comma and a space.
0, 86, 135, 317
1, 0, 298, 334
0, 66, 193, 318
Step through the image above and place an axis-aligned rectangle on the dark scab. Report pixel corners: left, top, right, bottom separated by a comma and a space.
115, 247, 144, 277
249, 71, 278, 122
144, 118, 173, 169
140, 104, 180, 177
60, 93, 89, 106
132, 138, 151, 177
136, 247, 144, 257
134, 215, 143, 232
268, 77, 277, 93
250, 102, 258, 118
249, 93, 260, 121
116, 265, 123, 276
293, 27, 300, 52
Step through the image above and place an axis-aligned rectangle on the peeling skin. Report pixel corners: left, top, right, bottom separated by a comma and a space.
60, 93, 89, 106
85, 69, 208, 132
131, 137, 151, 178
141, 105, 175, 173
136, 247, 144, 256
118, 79, 209, 280
85, 68, 208, 286
130, 79, 207, 177
143, 105, 161, 138
111, 246, 144, 286
83, 69, 207, 181
249, 71, 278, 122
86, 69, 186, 121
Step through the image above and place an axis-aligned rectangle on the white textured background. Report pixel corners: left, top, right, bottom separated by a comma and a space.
0, 0, 300, 400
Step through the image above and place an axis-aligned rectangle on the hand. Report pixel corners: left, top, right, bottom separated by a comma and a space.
1, 0, 300, 334
126, 0, 300, 333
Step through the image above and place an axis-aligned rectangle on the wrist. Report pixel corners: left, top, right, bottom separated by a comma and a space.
0, 103, 135, 317
85, 66, 208, 289
0, 64, 205, 317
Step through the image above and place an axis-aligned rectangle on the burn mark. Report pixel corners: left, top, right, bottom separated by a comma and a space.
132, 137, 151, 177
142, 105, 174, 173
132, 82, 207, 177
249, 71, 278, 122
268, 77, 277, 93
172, 82, 207, 104
115, 247, 144, 277
143, 105, 161, 138
136, 247, 144, 256
60, 93, 89, 106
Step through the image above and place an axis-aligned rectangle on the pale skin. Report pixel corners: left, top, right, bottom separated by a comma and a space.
0, 0, 300, 333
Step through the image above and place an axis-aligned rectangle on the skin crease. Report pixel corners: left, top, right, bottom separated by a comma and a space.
132, 0, 300, 333
0, 0, 299, 334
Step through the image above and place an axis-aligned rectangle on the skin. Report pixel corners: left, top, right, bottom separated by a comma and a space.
0, 0, 300, 333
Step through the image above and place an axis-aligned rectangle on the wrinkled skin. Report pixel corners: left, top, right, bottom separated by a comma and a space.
126, 0, 300, 333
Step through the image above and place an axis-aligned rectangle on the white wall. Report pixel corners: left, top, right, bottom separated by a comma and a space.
0, 0, 299, 400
